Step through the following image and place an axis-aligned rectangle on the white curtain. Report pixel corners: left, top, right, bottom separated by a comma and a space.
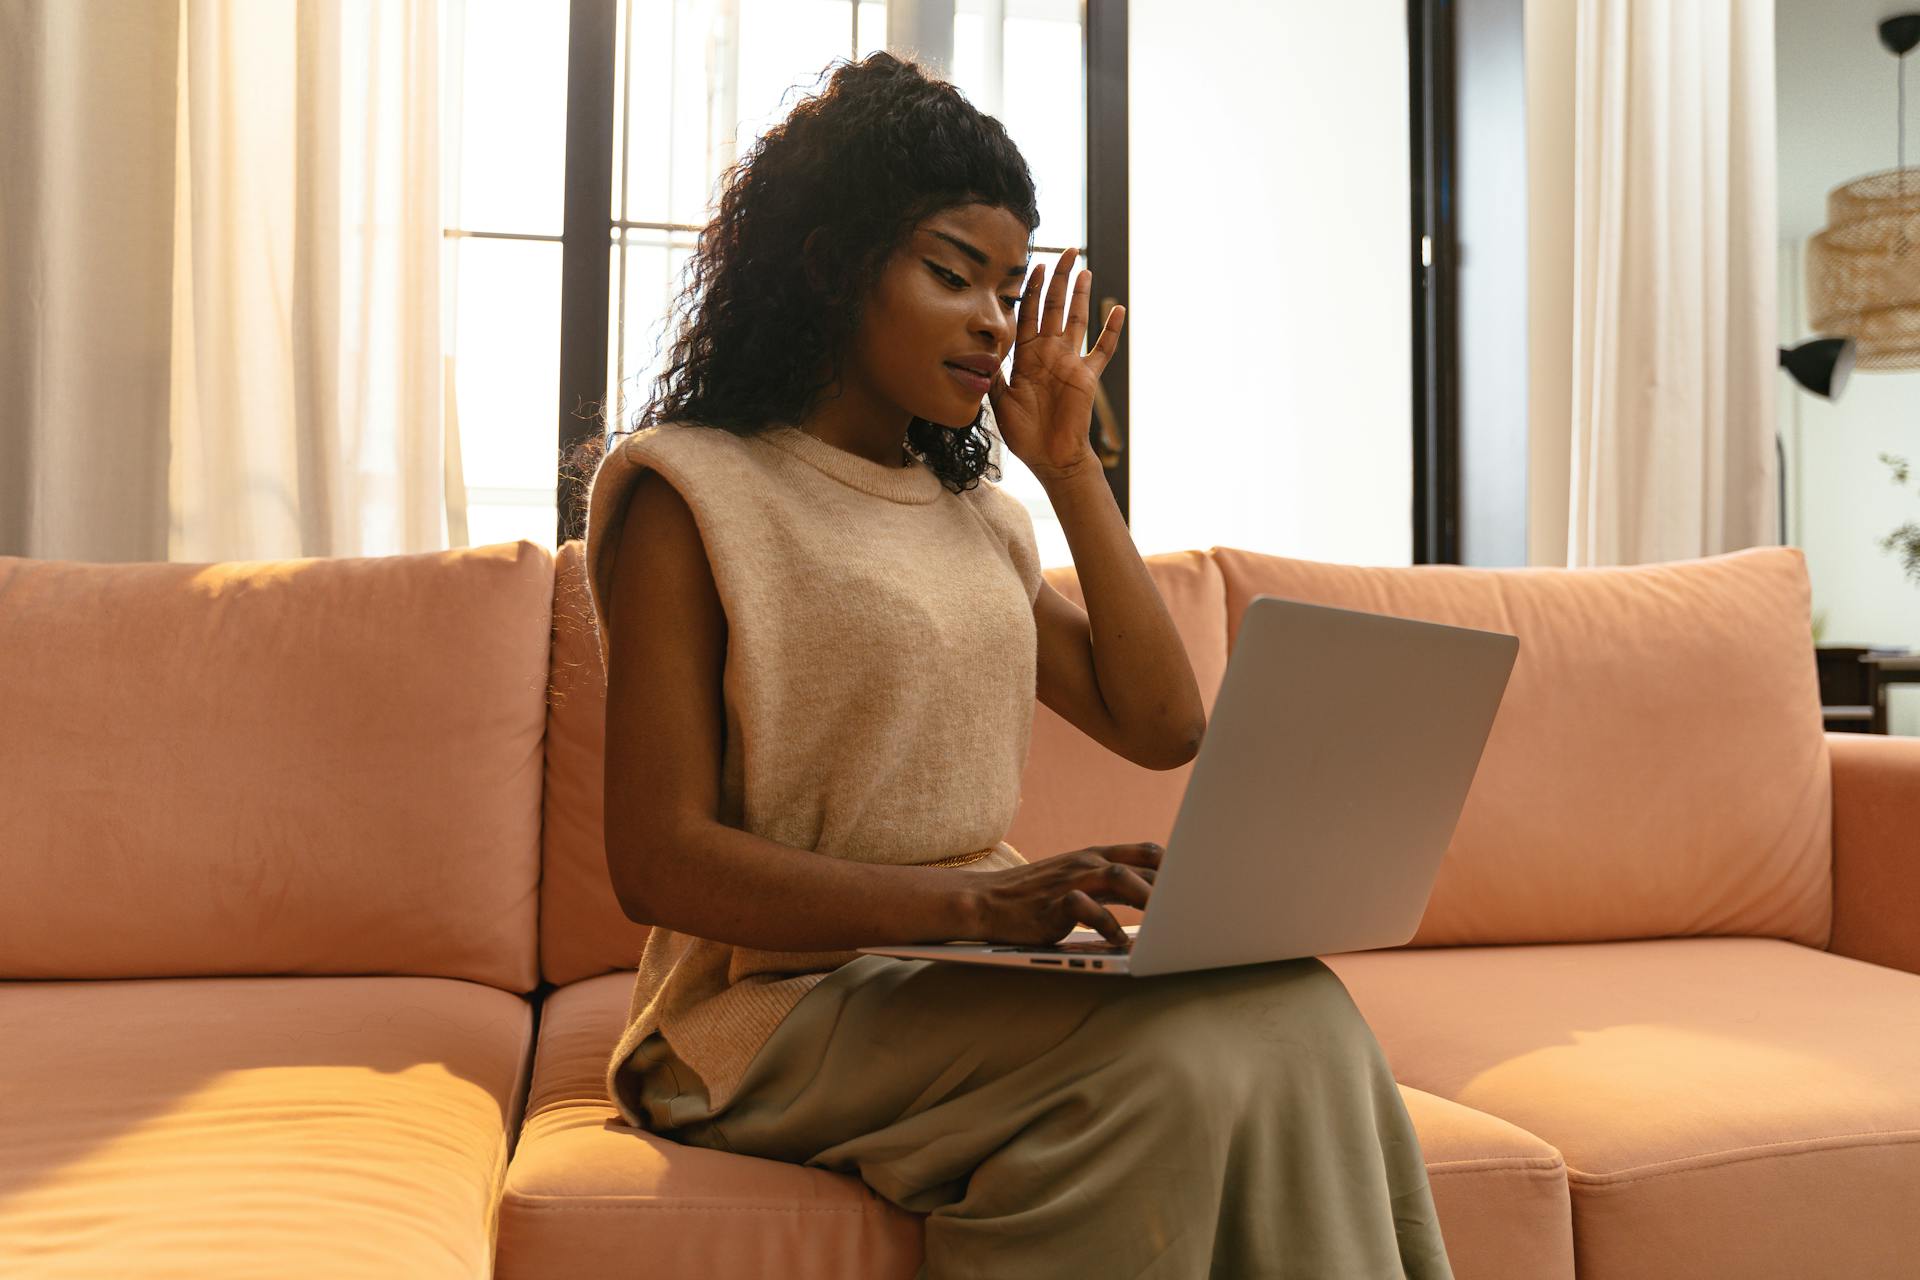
1568, 0, 1777, 566
0, 0, 458, 564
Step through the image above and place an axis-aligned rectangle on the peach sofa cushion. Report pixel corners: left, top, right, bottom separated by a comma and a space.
1324, 938, 1920, 1280
0, 973, 533, 1275
497, 970, 926, 1277
1826, 733, 1920, 977
1212, 545, 1832, 949
541, 541, 653, 986
0, 543, 551, 990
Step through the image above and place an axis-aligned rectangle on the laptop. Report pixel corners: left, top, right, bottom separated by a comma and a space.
857, 594, 1520, 978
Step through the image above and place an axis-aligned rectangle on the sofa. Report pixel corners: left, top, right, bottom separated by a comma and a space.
2, 535, 1916, 1279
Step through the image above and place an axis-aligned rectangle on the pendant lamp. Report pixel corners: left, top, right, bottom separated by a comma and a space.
1806, 15, 1920, 369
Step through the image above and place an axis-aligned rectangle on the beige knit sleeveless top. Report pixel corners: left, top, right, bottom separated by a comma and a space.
582, 421, 1045, 1119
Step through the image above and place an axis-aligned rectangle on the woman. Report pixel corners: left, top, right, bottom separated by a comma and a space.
573, 50, 1454, 1280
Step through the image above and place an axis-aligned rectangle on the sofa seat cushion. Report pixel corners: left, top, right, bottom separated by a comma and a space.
1323, 937, 1920, 1280
1393, 1086, 1575, 1280
498, 969, 1575, 1280
0, 974, 534, 1277
496, 971, 924, 1279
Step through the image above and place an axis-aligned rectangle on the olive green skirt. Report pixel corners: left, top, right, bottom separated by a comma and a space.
615, 952, 1455, 1280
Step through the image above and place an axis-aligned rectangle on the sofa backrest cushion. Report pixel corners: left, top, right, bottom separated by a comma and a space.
1002, 551, 1231, 928
541, 540, 652, 986
1210, 545, 1832, 948
0, 542, 551, 990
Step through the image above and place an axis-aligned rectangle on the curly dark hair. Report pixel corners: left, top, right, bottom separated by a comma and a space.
561, 50, 1041, 528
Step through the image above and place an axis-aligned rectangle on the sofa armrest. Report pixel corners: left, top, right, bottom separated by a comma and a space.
1826, 732, 1920, 976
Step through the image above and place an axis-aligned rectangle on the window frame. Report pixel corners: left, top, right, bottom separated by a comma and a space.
1408, 0, 1462, 565
557, 0, 619, 546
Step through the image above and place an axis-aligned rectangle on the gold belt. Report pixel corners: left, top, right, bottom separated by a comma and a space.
915, 845, 999, 869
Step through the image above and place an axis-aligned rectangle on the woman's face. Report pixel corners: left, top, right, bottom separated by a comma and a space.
846, 203, 1032, 430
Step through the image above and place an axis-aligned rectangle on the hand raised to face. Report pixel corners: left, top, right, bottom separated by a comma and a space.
988, 245, 1125, 484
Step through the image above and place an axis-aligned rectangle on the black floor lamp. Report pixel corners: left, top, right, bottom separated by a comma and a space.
1777, 337, 1858, 544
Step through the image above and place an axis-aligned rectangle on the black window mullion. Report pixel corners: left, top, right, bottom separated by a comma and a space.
1409, 0, 1461, 564
558, 0, 618, 546
1085, 0, 1129, 525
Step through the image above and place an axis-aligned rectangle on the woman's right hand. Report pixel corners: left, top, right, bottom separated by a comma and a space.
961, 843, 1163, 947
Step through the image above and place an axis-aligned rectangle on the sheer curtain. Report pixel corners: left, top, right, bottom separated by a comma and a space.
0, 0, 456, 564
1567, 0, 1778, 566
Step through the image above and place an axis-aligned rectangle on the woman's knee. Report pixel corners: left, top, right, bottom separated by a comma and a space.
1104, 958, 1378, 1071
1140, 955, 1352, 1020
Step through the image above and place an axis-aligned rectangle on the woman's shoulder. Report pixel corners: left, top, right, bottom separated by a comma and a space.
956, 469, 1033, 530
615, 420, 758, 464
600, 422, 782, 496
587, 423, 763, 542
956, 471, 1044, 602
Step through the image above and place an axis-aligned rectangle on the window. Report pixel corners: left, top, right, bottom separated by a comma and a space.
440, 0, 572, 550
602, 0, 890, 477
442, 0, 1095, 562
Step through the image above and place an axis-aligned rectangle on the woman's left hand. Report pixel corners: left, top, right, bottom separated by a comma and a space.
987, 246, 1125, 484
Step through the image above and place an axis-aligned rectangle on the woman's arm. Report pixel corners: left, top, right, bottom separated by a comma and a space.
620, 818, 986, 948
1034, 455, 1207, 770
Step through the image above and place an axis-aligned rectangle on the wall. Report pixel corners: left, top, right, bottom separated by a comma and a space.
1777, 0, 1920, 734
1522, 0, 1574, 568
1456, 0, 1531, 566
1125, 0, 1413, 565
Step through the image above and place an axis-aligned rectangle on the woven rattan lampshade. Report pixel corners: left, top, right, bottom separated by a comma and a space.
1807, 167, 1920, 369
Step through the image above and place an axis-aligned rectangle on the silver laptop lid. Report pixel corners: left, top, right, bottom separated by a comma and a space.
1128, 595, 1519, 978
